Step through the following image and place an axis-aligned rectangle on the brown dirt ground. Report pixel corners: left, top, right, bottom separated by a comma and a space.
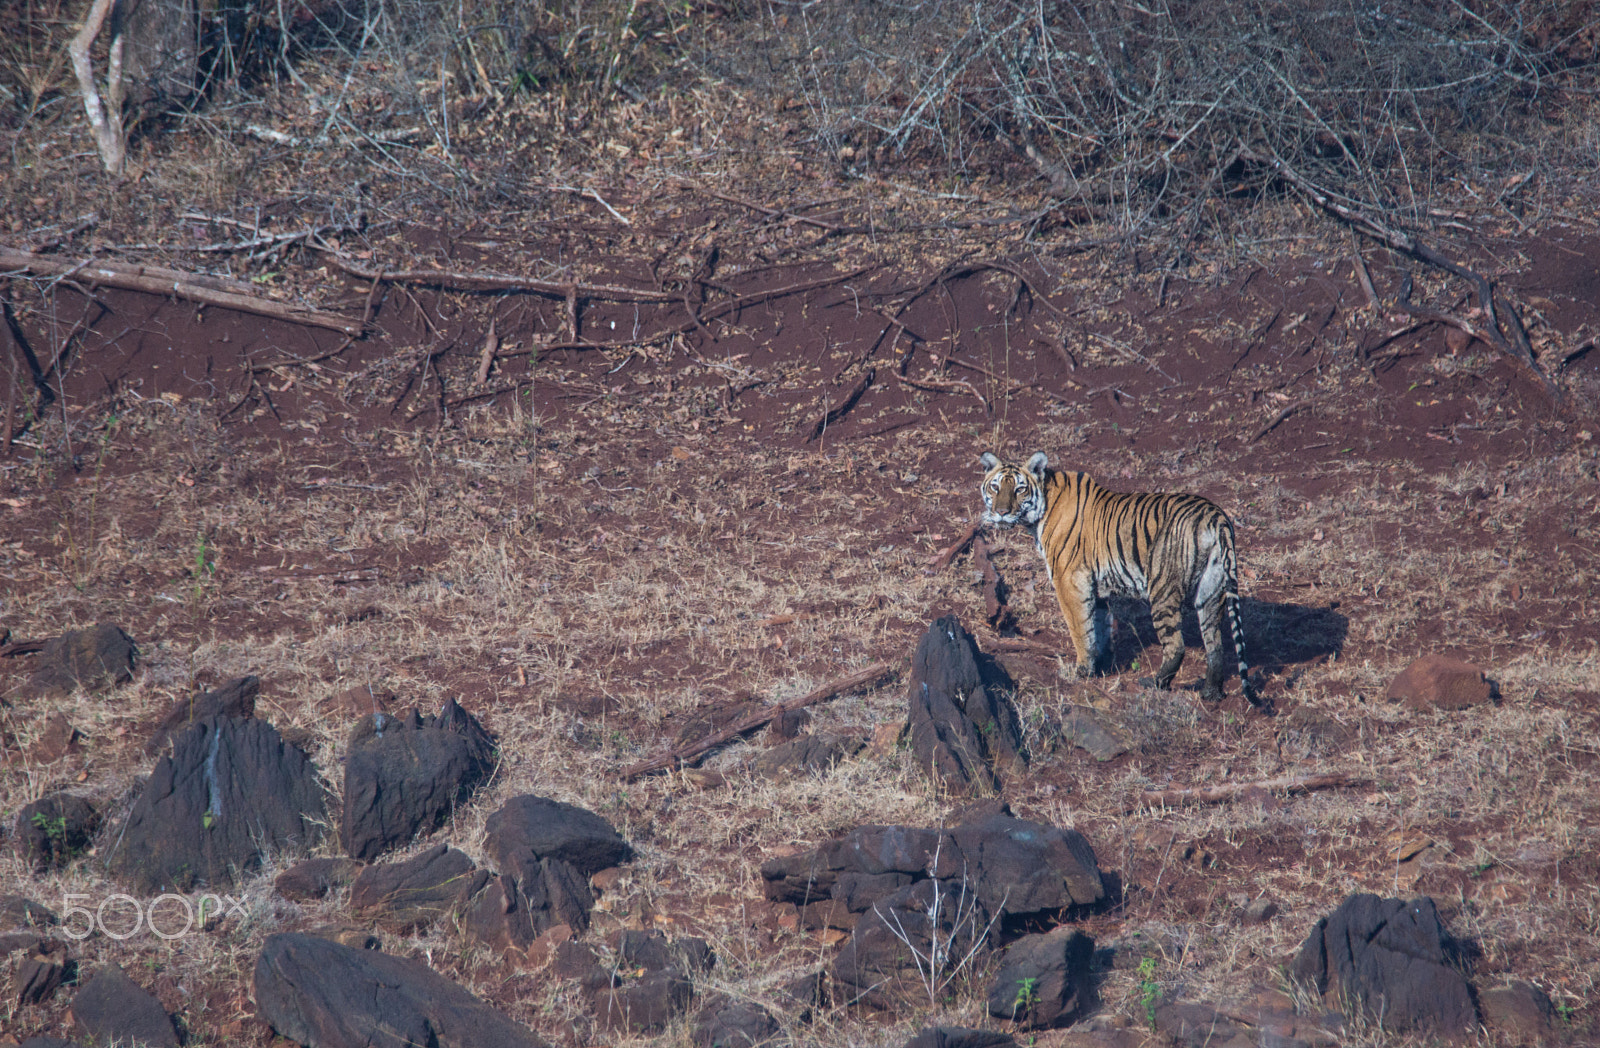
2, 174, 1599, 1047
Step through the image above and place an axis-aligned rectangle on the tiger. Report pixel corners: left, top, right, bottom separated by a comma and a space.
978, 451, 1258, 704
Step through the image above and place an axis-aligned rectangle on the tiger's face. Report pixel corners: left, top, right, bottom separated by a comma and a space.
979, 451, 1051, 529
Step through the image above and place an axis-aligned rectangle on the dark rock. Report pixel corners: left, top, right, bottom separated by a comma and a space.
1477, 980, 1557, 1044
144, 675, 258, 755
798, 897, 857, 932
761, 812, 1103, 919
694, 999, 781, 1048
0, 895, 58, 929
949, 810, 1106, 914
29, 624, 136, 698
596, 969, 694, 1034
274, 857, 359, 901
614, 928, 714, 974
463, 854, 595, 953
748, 731, 865, 779
1291, 893, 1477, 1035
766, 707, 811, 743
14, 793, 98, 871
109, 715, 326, 893
70, 964, 179, 1048
906, 617, 1025, 797
350, 844, 484, 930
303, 924, 381, 950
1153, 1002, 1253, 1048
0, 931, 48, 954
254, 931, 548, 1048
483, 794, 634, 879
902, 1027, 1017, 1048
832, 878, 991, 1009
833, 872, 914, 912
19, 1038, 88, 1048
552, 940, 612, 993
1383, 655, 1495, 710
342, 698, 497, 861
1244, 898, 1280, 924
26, 712, 82, 763
984, 927, 1094, 1028
1061, 708, 1131, 761
16, 938, 73, 1005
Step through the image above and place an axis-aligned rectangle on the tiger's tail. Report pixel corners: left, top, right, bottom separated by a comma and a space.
1222, 519, 1259, 705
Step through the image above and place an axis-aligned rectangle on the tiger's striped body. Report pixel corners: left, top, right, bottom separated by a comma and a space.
979, 451, 1256, 704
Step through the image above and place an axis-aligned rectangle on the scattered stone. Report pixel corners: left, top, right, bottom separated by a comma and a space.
766, 707, 811, 743
1291, 893, 1477, 1036
16, 938, 73, 1005
1477, 980, 1558, 1044
18, 1038, 87, 1048
342, 698, 497, 861
463, 858, 594, 952
693, 999, 781, 1048
596, 970, 693, 1034
1383, 655, 1495, 710
274, 857, 359, 901
70, 964, 179, 1048
1153, 1002, 1254, 1048
483, 794, 634, 879
29, 623, 136, 698
144, 675, 258, 755
350, 843, 484, 930
522, 923, 575, 968
949, 808, 1106, 915
109, 715, 327, 893
614, 928, 714, 975
26, 713, 82, 763
1244, 898, 1280, 924
906, 617, 1026, 797
984, 927, 1094, 1029
1061, 708, 1131, 761
14, 793, 98, 871
552, 939, 612, 993
0, 895, 58, 930
254, 931, 549, 1048
902, 1027, 1017, 1048
868, 720, 904, 757
748, 731, 865, 779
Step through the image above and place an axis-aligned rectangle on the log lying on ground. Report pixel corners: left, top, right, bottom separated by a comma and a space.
0, 248, 363, 336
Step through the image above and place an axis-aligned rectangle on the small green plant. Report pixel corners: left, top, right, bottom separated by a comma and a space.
202, 809, 216, 830
31, 810, 68, 841
1137, 956, 1160, 1028
190, 527, 217, 604
1010, 975, 1040, 1018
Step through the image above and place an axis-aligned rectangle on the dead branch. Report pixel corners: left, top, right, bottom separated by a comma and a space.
1132, 771, 1367, 812
1245, 149, 1565, 409
928, 519, 983, 572
680, 181, 845, 233
896, 371, 988, 408
474, 319, 499, 386
324, 254, 673, 303
807, 367, 874, 442
1248, 397, 1312, 443
621, 660, 896, 780
0, 248, 364, 337
68, 0, 125, 175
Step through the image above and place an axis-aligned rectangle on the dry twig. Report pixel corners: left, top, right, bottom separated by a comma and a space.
621, 660, 896, 780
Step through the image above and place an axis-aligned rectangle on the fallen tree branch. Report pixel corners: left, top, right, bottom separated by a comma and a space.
928, 519, 983, 572
896, 371, 988, 408
973, 534, 1013, 630
1133, 771, 1366, 812
1248, 397, 1312, 443
1244, 148, 1564, 409
0, 248, 364, 337
808, 367, 874, 442
324, 254, 673, 302
621, 660, 895, 780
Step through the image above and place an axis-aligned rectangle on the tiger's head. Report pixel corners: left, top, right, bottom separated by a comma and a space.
979, 451, 1051, 529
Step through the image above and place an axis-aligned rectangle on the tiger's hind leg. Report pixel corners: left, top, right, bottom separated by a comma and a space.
1196, 586, 1228, 703
1148, 581, 1187, 691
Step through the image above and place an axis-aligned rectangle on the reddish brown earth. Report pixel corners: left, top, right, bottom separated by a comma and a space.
2, 186, 1598, 1046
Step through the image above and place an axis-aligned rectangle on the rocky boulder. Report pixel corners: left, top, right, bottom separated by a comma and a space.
69, 965, 179, 1048
144, 674, 258, 755
1383, 655, 1495, 710
254, 932, 548, 1048
832, 878, 992, 1009
342, 699, 497, 861
984, 927, 1093, 1028
109, 715, 326, 893
906, 617, 1025, 797
28, 623, 136, 698
350, 843, 485, 931
1291, 893, 1477, 1036
13, 793, 98, 871
483, 794, 634, 879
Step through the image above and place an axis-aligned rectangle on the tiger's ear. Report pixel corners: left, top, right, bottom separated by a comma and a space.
979, 452, 1001, 471
1025, 451, 1049, 479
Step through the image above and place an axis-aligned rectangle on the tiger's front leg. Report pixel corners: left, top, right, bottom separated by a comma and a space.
1056, 569, 1112, 678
